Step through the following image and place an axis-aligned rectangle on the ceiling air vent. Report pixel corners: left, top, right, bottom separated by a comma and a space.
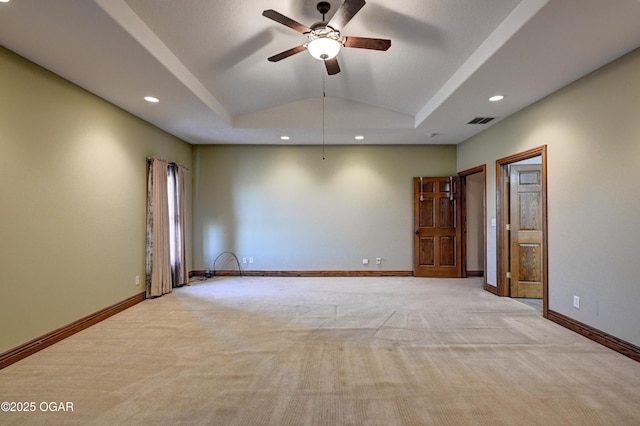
467, 117, 496, 124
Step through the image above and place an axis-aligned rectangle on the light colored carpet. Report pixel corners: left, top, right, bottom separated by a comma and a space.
1, 277, 639, 425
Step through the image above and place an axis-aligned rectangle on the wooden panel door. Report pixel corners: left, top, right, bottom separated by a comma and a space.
414, 177, 462, 278
509, 165, 543, 298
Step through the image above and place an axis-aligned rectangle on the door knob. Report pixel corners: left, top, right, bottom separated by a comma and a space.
415, 230, 420, 235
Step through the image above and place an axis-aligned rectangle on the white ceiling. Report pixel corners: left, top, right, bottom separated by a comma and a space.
1, 0, 639, 145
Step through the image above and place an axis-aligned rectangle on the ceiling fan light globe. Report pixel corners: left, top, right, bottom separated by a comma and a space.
308, 37, 341, 61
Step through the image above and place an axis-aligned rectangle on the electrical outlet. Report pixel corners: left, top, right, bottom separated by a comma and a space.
135, 276, 140, 286
376, 257, 382, 265
242, 257, 247, 264
362, 258, 369, 265
573, 295, 580, 309
249, 257, 254, 264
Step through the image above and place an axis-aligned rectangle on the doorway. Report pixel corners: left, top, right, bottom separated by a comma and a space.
459, 165, 487, 288
496, 146, 548, 317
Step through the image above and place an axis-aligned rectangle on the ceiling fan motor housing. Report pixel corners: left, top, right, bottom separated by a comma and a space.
308, 24, 341, 41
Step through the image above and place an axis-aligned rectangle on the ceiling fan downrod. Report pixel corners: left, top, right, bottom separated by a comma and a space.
317, 2, 331, 21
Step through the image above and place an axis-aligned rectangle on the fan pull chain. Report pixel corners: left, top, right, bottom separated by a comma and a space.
322, 72, 326, 160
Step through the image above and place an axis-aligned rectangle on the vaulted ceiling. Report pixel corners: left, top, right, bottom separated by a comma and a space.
1, 0, 639, 145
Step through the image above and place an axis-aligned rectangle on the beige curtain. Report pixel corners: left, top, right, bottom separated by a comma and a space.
146, 157, 172, 297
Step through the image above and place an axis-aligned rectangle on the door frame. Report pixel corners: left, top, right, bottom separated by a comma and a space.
459, 165, 487, 289
496, 145, 548, 317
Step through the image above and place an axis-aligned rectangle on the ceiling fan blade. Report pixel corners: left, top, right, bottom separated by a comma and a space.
262, 10, 311, 34
267, 45, 307, 62
327, 0, 366, 30
324, 57, 340, 75
342, 36, 391, 51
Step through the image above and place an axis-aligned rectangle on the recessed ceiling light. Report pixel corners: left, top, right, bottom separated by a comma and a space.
0, 0, 11, 3
144, 96, 159, 103
489, 95, 504, 102
280, 136, 290, 140
355, 135, 364, 140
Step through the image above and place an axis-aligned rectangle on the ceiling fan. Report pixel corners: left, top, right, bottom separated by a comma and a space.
263, 0, 391, 75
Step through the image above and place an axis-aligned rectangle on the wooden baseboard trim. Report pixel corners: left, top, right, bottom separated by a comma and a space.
0, 292, 146, 370
191, 270, 414, 278
547, 310, 640, 363
467, 270, 484, 277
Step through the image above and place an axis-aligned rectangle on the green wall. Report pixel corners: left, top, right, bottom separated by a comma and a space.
192, 144, 456, 272
457, 48, 640, 346
0, 46, 192, 353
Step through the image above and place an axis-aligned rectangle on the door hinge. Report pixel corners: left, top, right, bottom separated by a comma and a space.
506, 223, 511, 231
506, 272, 511, 279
